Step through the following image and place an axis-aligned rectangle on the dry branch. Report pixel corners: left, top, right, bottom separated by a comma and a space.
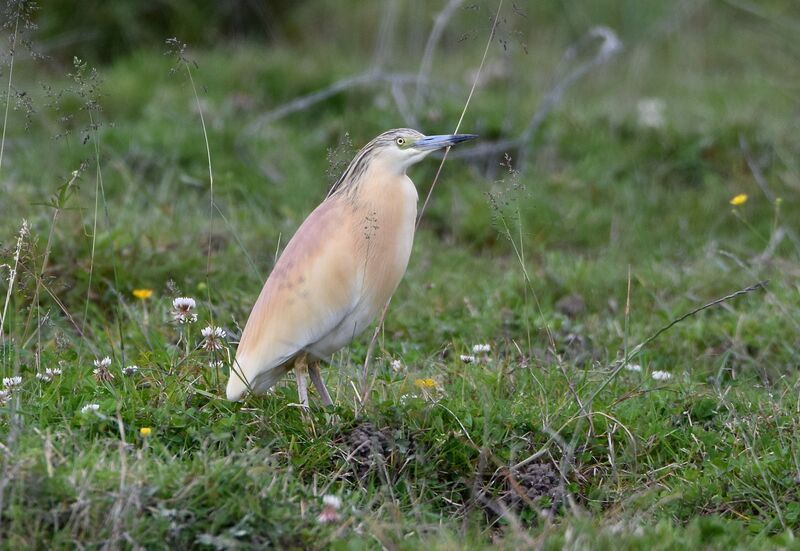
414, 0, 465, 113
245, 71, 432, 136
449, 26, 622, 163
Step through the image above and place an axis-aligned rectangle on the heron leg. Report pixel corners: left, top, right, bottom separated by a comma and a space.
308, 362, 334, 407
295, 354, 309, 408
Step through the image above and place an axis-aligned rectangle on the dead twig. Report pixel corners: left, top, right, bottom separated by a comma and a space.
414, 0, 465, 113
245, 71, 431, 135
370, 1, 399, 73
625, 280, 768, 363
449, 26, 622, 164
391, 81, 418, 128
513, 280, 769, 471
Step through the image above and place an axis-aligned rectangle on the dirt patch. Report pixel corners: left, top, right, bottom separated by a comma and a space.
337, 422, 416, 480
500, 461, 564, 512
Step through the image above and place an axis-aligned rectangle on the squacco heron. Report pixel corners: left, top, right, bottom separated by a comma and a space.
226, 128, 476, 406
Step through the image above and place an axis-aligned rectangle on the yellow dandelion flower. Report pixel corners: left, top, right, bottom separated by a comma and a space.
729, 194, 748, 206
414, 378, 437, 390
132, 289, 154, 300
139, 427, 152, 437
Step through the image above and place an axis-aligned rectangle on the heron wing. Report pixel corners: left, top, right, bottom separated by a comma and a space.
227, 198, 361, 400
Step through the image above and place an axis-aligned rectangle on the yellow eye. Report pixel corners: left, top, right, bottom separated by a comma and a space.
395, 137, 405, 146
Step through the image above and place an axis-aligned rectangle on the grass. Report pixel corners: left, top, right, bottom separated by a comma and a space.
1, 0, 799, 548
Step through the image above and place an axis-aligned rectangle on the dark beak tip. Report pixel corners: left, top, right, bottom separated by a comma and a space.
452, 133, 478, 145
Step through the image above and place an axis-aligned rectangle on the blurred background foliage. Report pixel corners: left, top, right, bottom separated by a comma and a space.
1, 0, 798, 324
29, 0, 800, 64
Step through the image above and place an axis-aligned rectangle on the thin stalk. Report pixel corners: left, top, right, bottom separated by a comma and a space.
184, 61, 216, 325
0, 17, 18, 177
360, 0, 505, 410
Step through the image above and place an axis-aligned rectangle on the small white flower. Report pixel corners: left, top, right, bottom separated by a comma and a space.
209, 360, 224, 369
36, 368, 63, 382
390, 359, 403, 372
201, 325, 225, 339
0, 390, 10, 405
651, 370, 672, 381
122, 365, 139, 376
317, 494, 342, 524
624, 364, 642, 373
200, 325, 226, 351
172, 297, 198, 324
80, 403, 100, 414
460, 354, 475, 364
173, 297, 196, 309
472, 344, 491, 354
637, 98, 666, 128
2, 376, 22, 388
93, 359, 115, 382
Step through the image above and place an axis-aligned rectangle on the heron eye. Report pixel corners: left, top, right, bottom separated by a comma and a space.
396, 137, 405, 146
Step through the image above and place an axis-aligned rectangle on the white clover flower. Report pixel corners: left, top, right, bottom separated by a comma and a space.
36, 368, 63, 382
472, 344, 491, 354
460, 354, 475, 364
201, 325, 226, 351
317, 495, 342, 524
390, 359, 403, 372
93, 359, 115, 382
3, 376, 22, 389
651, 370, 672, 381
201, 326, 225, 338
624, 364, 642, 373
122, 365, 139, 376
172, 297, 198, 324
80, 403, 100, 414
173, 297, 196, 309
637, 98, 666, 128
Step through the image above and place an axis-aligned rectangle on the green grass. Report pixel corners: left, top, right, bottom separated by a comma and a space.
1, 1, 799, 548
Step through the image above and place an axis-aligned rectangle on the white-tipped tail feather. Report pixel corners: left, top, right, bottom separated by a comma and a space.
226, 355, 294, 401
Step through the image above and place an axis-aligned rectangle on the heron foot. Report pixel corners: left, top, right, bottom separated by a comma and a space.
308, 362, 334, 408
295, 354, 310, 408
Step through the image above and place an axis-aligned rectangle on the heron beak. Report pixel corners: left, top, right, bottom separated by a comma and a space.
414, 134, 478, 150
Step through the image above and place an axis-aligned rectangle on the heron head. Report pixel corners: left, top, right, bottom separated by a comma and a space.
328, 129, 478, 197
372, 128, 477, 172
